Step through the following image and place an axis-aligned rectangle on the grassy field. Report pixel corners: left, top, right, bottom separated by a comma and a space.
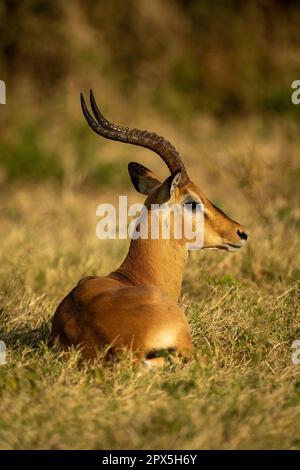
0, 116, 299, 449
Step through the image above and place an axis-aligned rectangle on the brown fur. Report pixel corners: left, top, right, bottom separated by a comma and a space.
51, 167, 247, 363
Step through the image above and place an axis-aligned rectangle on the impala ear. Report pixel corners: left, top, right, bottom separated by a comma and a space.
155, 170, 182, 203
169, 171, 181, 195
128, 162, 161, 195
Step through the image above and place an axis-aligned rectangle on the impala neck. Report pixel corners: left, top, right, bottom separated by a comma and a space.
116, 237, 187, 301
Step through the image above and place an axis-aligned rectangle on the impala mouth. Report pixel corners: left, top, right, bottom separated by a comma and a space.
204, 242, 244, 252
222, 242, 244, 252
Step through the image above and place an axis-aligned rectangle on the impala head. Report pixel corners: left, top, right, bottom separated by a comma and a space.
81, 90, 248, 252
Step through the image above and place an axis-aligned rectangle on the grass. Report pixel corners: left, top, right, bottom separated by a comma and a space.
0, 117, 300, 449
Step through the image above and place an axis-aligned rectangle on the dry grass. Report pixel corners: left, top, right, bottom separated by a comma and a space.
0, 117, 300, 449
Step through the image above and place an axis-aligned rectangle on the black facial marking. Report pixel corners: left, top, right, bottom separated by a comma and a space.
184, 197, 201, 212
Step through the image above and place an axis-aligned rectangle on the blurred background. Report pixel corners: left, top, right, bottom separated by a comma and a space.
0, 0, 300, 190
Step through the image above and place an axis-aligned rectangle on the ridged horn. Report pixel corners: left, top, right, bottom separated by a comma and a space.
80, 90, 190, 185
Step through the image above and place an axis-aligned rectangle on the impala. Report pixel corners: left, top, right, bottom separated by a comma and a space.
50, 90, 248, 365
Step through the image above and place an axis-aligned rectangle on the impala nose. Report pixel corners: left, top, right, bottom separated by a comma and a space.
237, 229, 248, 241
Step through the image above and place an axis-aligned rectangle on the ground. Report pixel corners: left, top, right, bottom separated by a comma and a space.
0, 118, 299, 449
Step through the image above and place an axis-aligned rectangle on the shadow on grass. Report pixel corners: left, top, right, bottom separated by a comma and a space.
0, 321, 51, 350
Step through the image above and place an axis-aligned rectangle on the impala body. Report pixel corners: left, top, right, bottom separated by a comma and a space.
51, 91, 248, 365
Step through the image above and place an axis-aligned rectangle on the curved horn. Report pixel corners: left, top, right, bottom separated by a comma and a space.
80, 90, 190, 185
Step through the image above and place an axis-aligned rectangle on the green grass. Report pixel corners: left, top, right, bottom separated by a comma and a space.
0, 127, 63, 183
0, 124, 130, 189
0, 117, 300, 449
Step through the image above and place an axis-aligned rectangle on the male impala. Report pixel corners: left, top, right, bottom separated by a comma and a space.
51, 90, 248, 365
